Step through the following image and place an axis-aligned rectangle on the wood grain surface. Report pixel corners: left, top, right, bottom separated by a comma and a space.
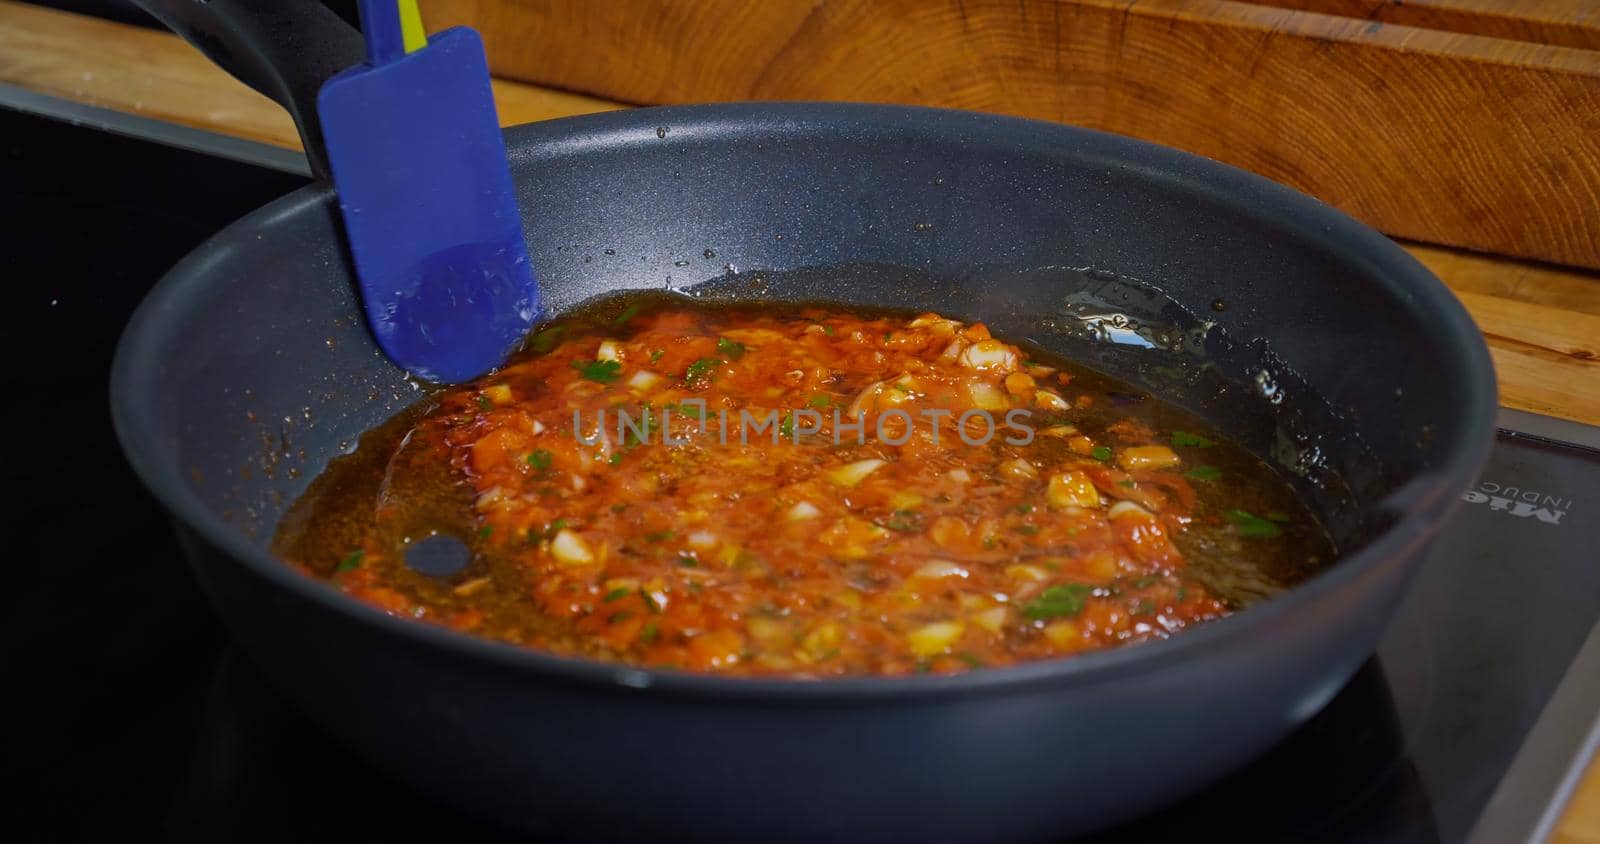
1247, 1, 1600, 49
0, 5, 1597, 835
420, 0, 1600, 270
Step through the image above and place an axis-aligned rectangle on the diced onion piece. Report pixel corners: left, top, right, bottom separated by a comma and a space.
999, 458, 1038, 480
959, 339, 1019, 372
596, 340, 620, 361
627, 370, 663, 391
940, 339, 967, 362
914, 559, 970, 579
801, 621, 843, 659
968, 381, 1009, 411
946, 468, 972, 483
482, 383, 513, 405
531, 419, 547, 435
1044, 620, 1082, 648
550, 529, 594, 565
1117, 445, 1182, 471
1005, 564, 1050, 582
909, 313, 963, 335
1035, 390, 1070, 410
687, 530, 718, 548
972, 606, 1008, 633
826, 458, 886, 487
1109, 500, 1154, 520
1047, 470, 1100, 509
746, 617, 790, 647
907, 621, 965, 658
1041, 424, 1077, 438
787, 501, 822, 521
888, 490, 925, 510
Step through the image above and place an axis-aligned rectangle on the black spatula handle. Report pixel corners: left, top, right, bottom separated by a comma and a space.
132, 0, 366, 179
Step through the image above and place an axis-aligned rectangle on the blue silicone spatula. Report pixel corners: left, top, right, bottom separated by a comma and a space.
316, 0, 540, 382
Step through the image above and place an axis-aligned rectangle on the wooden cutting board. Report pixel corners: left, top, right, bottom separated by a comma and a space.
421, 0, 1600, 271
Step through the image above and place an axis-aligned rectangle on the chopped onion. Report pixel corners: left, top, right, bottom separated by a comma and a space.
1034, 390, 1069, 410
958, 339, 1018, 372
914, 559, 970, 579
550, 529, 594, 565
627, 370, 663, 391
1109, 500, 1153, 520
787, 501, 822, 520
596, 340, 620, 361
1047, 471, 1100, 509
907, 620, 965, 658
825, 458, 886, 487
967, 381, 1009, 411
687, 530, 718, 548
972, 606, 1008, 633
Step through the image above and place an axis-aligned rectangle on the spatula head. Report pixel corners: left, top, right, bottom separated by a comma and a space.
317, 27, 539, 383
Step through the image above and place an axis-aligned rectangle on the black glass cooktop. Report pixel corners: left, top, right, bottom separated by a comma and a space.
4, 87, 1597, 843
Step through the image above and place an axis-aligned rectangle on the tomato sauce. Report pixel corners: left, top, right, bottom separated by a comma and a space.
275, 295, 1334, 677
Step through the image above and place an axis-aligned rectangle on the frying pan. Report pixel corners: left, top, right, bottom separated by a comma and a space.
112, 1, 1496, 840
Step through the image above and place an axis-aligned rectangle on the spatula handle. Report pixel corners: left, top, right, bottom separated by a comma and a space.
132, 0, 365, 180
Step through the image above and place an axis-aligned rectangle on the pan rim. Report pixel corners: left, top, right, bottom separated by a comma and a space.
109, 101, 1497, 703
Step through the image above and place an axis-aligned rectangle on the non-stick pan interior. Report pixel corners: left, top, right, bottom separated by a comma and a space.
113, 103, 1494, 562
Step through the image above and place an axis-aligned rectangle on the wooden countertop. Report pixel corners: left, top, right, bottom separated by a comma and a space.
2, 3, 1596, 839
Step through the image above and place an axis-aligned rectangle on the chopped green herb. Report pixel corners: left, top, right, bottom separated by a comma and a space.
1171, 430, 1216, 449
1133, 576, 1157, 589
677, 554, 699, 568
612, 303, 643, 325
1091, 446, 1113, 461
529, 518, 568, 543
1176, 587, 1188, 602
608, 452, 624, 465
530, 325, 566, 353
526, 449, 553, 471
1117, 479, 1136, 488
1185, 465, 1222, 482
716, 337, 746, 359
643, 530, 674, 543
808, 394, 832, 409
685, 357, 723, 383
883, 332, 893, 342
1226, 508, 1283, 537
880, 509, 924, 532
1013, 503, 1035, 514
335, 549, 363, 573
1023, 583, 1093, 620
475, 395, 492, 410
1266, 511, 1292, 523
572, 359, 622, 383
649, 348, 665, 363
608, 612, 632, 624
957, 652, 985, 668
603, 587, 631, 602
779, 411, 796, 439
1013, 524, 1041, 535
639, 588, 661, 613
477, 525, 493, 538
890, 382, 912, 393
822, 324, 837, 336
1136, 599, 1156, 616
639, 622, 659, 643
914, 661, 931, 673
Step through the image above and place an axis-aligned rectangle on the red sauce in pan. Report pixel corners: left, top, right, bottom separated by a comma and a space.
274, 295, 1333, 677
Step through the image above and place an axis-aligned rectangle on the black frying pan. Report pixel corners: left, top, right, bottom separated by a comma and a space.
113, 2, 1496, 840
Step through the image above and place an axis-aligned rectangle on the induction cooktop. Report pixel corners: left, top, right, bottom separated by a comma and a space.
4, 85, 1596, 843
